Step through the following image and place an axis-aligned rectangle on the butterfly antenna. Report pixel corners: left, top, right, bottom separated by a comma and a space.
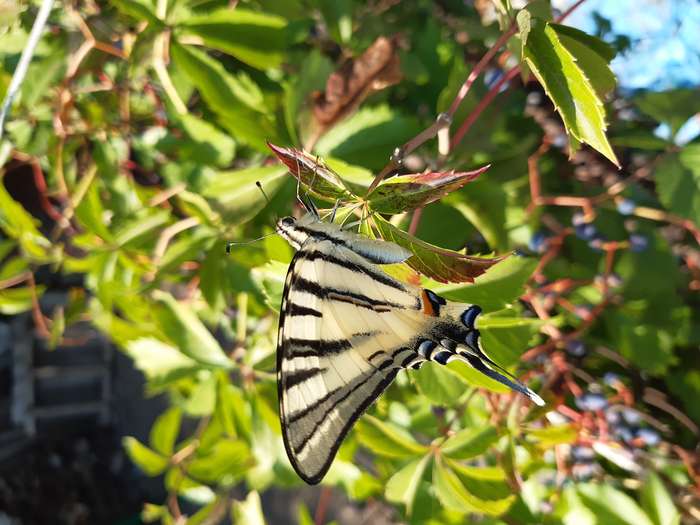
225, 232, 276, 254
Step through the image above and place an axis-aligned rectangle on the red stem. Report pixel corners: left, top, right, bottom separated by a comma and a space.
450, 65, 521, 149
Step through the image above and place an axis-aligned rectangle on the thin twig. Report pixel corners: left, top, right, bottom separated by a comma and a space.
0, 0, 55, 139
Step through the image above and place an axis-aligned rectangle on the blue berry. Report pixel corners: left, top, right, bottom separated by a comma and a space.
605, 409, 621, 425
529, 231, 548, 253
572, 212, 586, 226
629, 234, 649, 252
565, 340, 586, 357
575, 393, 608, 411
616, 198, 636, 215
575, 223, 597, 241
637, 428, 660, 447
603, 372, 620, 386
621, 408, 641, 425
571, 446, 595, 462
615, 426, 635, 443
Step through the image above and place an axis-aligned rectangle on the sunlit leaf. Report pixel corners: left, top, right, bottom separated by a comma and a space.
385, 454, 431, 515
150, 407, 182, 456
520, 15, 618, 165
373, 215, 507, 283
355, 415, 428, 458
178, 9, 288, 70
413, 362, 469, 406
577, 483, 654, 525
441, 427, 499, 460
641, 473, 680, 525
367, 166, 489, 214
123, 436, 169, 476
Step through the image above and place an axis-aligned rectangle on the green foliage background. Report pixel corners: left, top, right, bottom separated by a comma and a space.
0, 1, 698, 524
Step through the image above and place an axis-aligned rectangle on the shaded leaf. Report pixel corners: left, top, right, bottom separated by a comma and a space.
153, 291, 232, 368
169, 42, 276, 150
432, 254, 537, 311
634, 88, 700, 136
373, 215, 507, 283
111, 0, 164, 28
367, 166, 489, 214
655, 148, 700, 226
520, 17, 618, 165
202, 164, 288, 224
413, 362, 469, 406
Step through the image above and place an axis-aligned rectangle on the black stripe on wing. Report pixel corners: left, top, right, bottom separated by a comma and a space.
299, 250, 407, 293
293, 276, 410, 312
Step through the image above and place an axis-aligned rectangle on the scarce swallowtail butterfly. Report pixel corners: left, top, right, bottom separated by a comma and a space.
275, 211, 545, 485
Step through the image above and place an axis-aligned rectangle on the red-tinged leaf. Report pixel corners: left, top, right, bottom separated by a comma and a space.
372, 215, 508, 283
367, 165, 490, 214
267, 143, 354, 202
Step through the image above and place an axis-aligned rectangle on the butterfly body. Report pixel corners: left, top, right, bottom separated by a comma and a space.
275, 213, 543, 484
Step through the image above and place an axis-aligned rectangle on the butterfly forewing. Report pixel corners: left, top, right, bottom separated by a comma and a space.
277, 237, 423, 484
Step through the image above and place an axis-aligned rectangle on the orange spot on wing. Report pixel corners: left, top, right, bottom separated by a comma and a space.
421, 290, 436, 316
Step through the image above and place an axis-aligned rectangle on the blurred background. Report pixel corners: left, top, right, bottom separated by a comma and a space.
0, 0, 698, 524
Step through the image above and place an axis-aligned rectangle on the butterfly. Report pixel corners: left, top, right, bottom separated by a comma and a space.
274, 206, 544, 485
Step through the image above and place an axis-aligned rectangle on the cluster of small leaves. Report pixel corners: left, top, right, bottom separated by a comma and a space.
0, 1, 697, 524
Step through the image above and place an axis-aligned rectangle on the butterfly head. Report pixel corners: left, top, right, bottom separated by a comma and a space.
276, 216, 310, 249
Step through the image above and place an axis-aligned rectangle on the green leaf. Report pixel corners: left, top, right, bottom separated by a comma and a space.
187, 439, 253, 484
525, 424, 577, 446
202, 165, 288, 224
267, 143, 354, 202
177, 113, 236, 167
313, 105, 420, 170
441, 427, 499, 460
520, 18, 618, 165
432, 458, 515, 516
412, 362, 469, 406
232, 490, 267, 525
150, 407, 182, 456
641, 473, 680, 525
655, 148, 700, 226
373, 215, 507, 284
450, 176, 508, 251
577, 483, 654, 525
634, 88, 700, 136
367, 166, 489, 214
550, 23, 616, 97
111, 0, 165, 28
250, 260, 287, 311
123, 436, 169, 476
385, 454, 431, 515
153, 291, 232, 368
124, 337, 199, 383
355, 415, 428, 459
433, 254, 537, 311
0, 179, 50, 260
169, 42, 276, 150
0, 286, 44, 315
178, 9, 287, 70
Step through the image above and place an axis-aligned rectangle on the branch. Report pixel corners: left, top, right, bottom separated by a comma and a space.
0, 0, 55, 140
